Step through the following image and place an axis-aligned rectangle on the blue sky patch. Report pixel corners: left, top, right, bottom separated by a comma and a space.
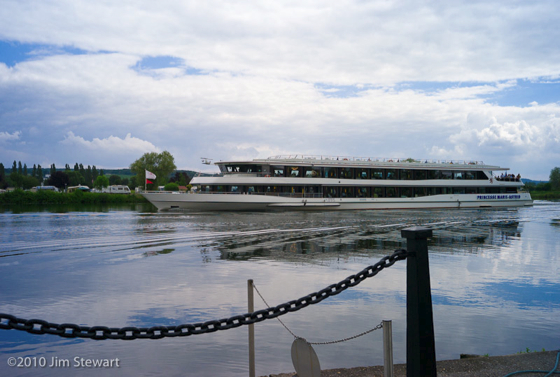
132, 55, 206, 76
0, 41, 88, 67
315, 83, 372, 98
491, 79, 560, 107
396, 79, 560, 107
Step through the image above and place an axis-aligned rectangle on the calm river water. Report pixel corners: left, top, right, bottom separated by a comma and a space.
1, 202, 559, 376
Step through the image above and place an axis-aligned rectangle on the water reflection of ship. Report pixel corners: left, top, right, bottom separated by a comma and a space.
219, 237, 406, 261
142, 248, 174, 257
432, 220, 521, 251
217, 220, 522, 261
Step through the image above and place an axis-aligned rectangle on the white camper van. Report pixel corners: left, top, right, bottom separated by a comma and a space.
102, 185, 131, 194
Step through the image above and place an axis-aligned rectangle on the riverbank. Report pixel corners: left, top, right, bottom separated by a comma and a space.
529, 190, 560, 200
264, 350, 560, 377
0, 190, 147, 205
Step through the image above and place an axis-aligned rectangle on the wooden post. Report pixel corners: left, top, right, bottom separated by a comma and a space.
248, 279, 255, 377
401, 226, 436, 377
383, 320, 393, 377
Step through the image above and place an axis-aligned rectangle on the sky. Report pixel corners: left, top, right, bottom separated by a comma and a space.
0, 0, 559, 180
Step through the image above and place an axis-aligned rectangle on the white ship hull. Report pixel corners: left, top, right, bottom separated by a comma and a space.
142, 192, 533, 211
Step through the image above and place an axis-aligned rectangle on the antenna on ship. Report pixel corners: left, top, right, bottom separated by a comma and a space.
201, 157, 213, 165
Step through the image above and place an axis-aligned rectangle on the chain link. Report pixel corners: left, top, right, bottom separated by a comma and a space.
307, 322, 384, 345
0, 249, 408, 340
254, 282, 384, 345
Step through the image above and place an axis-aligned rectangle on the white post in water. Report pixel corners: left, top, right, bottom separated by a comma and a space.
383, 320, 394, 377
248, 279, 255, 377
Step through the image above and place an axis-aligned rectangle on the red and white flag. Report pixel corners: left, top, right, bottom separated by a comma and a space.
146, 170, 156, 179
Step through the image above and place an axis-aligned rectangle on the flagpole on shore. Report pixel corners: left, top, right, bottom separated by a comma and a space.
145, 170, 156, 192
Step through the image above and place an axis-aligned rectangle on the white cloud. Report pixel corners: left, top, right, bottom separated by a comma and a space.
0, 130, 20, 142
1, 1, 560, 85
61, 131, 160, 154
1, 1, 560, 179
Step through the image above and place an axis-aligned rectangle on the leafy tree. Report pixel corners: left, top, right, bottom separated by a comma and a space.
67, 171, 85, 187
47, 171, 70, 190
0, 163, 6, 189
32, 164, 37, 179
85, 166, 93, 186
169, 171, 191, 186
94, 175, 109, 190
92, 166, 99, 182
109, 175, 122, 185
50, 163, 56, 176
18, 161, 23, 174
550, 167, 560, 190
10, 172, 23, 188
74, 163, 79, 171
23, 163, 28, 176
164, 182, 179, 191
130, 151, 177, 188
12, 161, 17, 172
37, 165, 43, 183
22, 175, 39, 190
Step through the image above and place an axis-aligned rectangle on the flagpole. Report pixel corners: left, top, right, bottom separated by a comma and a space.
144, 169, 147, 192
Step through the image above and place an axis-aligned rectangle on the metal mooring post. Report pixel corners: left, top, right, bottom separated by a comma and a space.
382, 320, 393, 377
248, 279, 255, 377
401, 226, 436, 377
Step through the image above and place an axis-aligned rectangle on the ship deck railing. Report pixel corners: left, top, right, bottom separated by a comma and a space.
266, 155, 484, 166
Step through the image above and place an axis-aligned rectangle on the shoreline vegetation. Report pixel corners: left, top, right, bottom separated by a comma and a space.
0, 189, 148, 205
528, 190, 560, 200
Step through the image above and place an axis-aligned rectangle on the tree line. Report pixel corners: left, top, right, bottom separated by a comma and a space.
0, 161, 108, 190
0, 151, 191, 191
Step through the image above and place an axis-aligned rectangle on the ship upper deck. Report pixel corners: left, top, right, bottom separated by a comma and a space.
216, 155, 507, 171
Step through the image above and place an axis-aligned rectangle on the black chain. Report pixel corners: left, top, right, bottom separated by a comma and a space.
0, 249, 409, 340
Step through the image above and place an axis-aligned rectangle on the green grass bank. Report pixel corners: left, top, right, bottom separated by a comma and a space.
528, 190, 560, 200
0, 190, 148, 205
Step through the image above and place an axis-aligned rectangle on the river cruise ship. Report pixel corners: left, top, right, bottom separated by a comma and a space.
142, 155, 533, 211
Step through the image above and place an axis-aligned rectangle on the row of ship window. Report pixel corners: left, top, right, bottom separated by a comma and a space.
220, 165, 488, 180
198, 185, 518, 198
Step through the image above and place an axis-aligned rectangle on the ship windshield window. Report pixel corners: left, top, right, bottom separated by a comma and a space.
386, 187, 399, 197
414, 170, 427, 180
454, 172, 464, 180
372, 169, 384, 179
324, 167, 338, 178
465, 171, 475, 180
340, 187, 354, 197
304, 167, 321, 178
415, 187, 427, 197
339, 168, 353, 179
386, 169, 398, 179
356, 169, 369, 179
401, 187, 412, 197
441, 171, 453, 180
373, 187, 385, 197
289, 167, 300, 177
357, 187, 369, 197
273, 167, 284, 177
324, 187, 338, 198
400, 170, 413, 180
